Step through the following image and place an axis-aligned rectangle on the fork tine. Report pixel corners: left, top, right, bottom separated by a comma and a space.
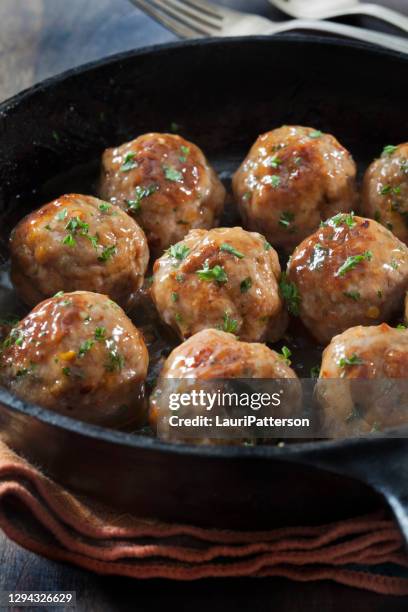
130, 0, 199, 38
151, 0, 221, 36
177, 0, 223, 20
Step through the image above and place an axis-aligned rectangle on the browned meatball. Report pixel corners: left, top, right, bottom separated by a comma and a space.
10, 194, 149, 310
149, 329, 301, 442
99, 133, 226, 256
233, 126, 358, 251
150, 227, 287, 342
362, 143, 408, 243
0, 291, 148, 427
316, 324, 408, 436
286, 214, 408, 344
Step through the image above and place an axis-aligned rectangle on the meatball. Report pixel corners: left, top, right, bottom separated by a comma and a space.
316, 324, 408, 436
99, 133, 226, 256
232, 125, 358, 251
10, 194, 149, 310
149, 329, 301, 442
286, 213, 408, 344
150, 226, 287, 342
362, 143, 408, 244
0, 291, 148, 427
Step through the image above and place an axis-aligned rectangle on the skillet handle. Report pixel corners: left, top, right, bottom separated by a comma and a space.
297, 437, 408, 544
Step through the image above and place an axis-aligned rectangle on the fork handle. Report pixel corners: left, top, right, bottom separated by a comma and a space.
336, 3, 408, 34
264, 18, 408, 54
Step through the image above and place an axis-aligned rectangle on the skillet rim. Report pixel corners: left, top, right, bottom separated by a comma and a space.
0, 34, 407, 460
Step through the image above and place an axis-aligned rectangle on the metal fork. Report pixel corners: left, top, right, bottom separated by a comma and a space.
129, 0, 408, 53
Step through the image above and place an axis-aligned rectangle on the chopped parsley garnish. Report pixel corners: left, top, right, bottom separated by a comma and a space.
264, 240, 272, 251
62, 367, 71, 377
270, 175, 281, 188
380, 184, 401, 196
98, 245, 117, 262
397, 324, 407, 330
176, 273, 185, 283
240, 277, 252, 293
65, 217, 89, 233
175, 313, 183, 323
62, 234, 76, 247
105, 343, 125, 372
169, 243, 190, 261
309, 130, 322, 139
222, 311, 238, 334
391, 259, 399, 270
56, 208, 68, 221
163, 165, 183, 182
220, 243, 245, 259
336, 251, 372, 276
86, 234, 99, 250
279, 211, 295, 229
279, 346, 292, 366
343, 290, 361, 301
120, 152, 138, 172
279, 273, 301, 316
330, 211, 356, 228
382, 145, 397, 156
339, 354, 363, 368
54, 291, 65, 298
268, 155, 282, 169
2, 328, 24, 349
179, 145, 190, 162
126, 184, 158, 212
310, 365, 320, 378
171, 292, 179, 303
196, 263, 228, 284
294, 156, 302, 165
99, 202, 111, 213
94, 327, 106, 341
78, 339, 94, 358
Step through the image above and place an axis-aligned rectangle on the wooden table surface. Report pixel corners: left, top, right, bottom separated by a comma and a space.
0, 1, 407, 609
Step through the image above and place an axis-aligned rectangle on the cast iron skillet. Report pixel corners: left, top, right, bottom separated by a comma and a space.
0, 35, 408, 539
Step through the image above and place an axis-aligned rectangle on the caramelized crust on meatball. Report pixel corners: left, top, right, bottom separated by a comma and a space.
150, 227, 287, 342
0, 291, 148, 427
286, 214, 408, 344
10, 194, 149, 310
362, 143, 408, 244
233, 126, 358, 251
316, 324, 408, 436
99, 133, 226, 256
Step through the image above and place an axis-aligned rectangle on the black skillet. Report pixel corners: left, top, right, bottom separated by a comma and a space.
0, 35, 408, 540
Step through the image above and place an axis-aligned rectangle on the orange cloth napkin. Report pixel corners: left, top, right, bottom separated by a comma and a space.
0, 440, 408, 595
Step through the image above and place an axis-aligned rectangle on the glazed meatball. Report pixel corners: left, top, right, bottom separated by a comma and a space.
286, 214, 408, 344
149, 329, 301, 441
150, 226, 287, 342
10, 194, 149, 310
362, 143, 408, 244
316, 324, 408, 436
99, 133, 226, 256
233, 125, 358, 251
0, 291, 148, 427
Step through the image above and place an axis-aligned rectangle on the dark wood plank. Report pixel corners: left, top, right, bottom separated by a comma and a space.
0, 0, 408, 608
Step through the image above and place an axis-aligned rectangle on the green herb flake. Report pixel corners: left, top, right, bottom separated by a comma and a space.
279, 346, 292, 365
62, 234, 76, 247
196, 263, 228, 284
179, 145, 190, 162
279, 211, 295, 229
264, 240, 272, 251
339, 354, 363, 368
56, 208, 68, 221
240, 277, 252, 294
336, 251, 372, 277
163, 165, 183, 182
126, 183, 158, 212
270, 175, 281, 188
294, 156, 302, 166
98, 245, 117, 262
243, 192, 251, 201
171, 292, 179, 303
99, 202, 111, 213
382, 144, 397, 156
120, 152, 138, 172
175, 313, 183, 323
380, 184, 401, 196
62, 367, 71, 377
54, 291, 65, 298
169, 243, 190, 261
331, 211, 356, 228
309, 130, 322, 139
105, 345, 125, 372
78, 339, 94, 358
279, 273, 301, 316
268, 155, 282, 169
343, 290, 361, 301
222, 311, 238, 334
94, 327, 106, 341
220, 243, 245, 259
397, 324, 407, 330
310, 365, 320, 378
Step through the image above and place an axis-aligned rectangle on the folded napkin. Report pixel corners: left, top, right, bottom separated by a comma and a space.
0, 440, 407, 595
